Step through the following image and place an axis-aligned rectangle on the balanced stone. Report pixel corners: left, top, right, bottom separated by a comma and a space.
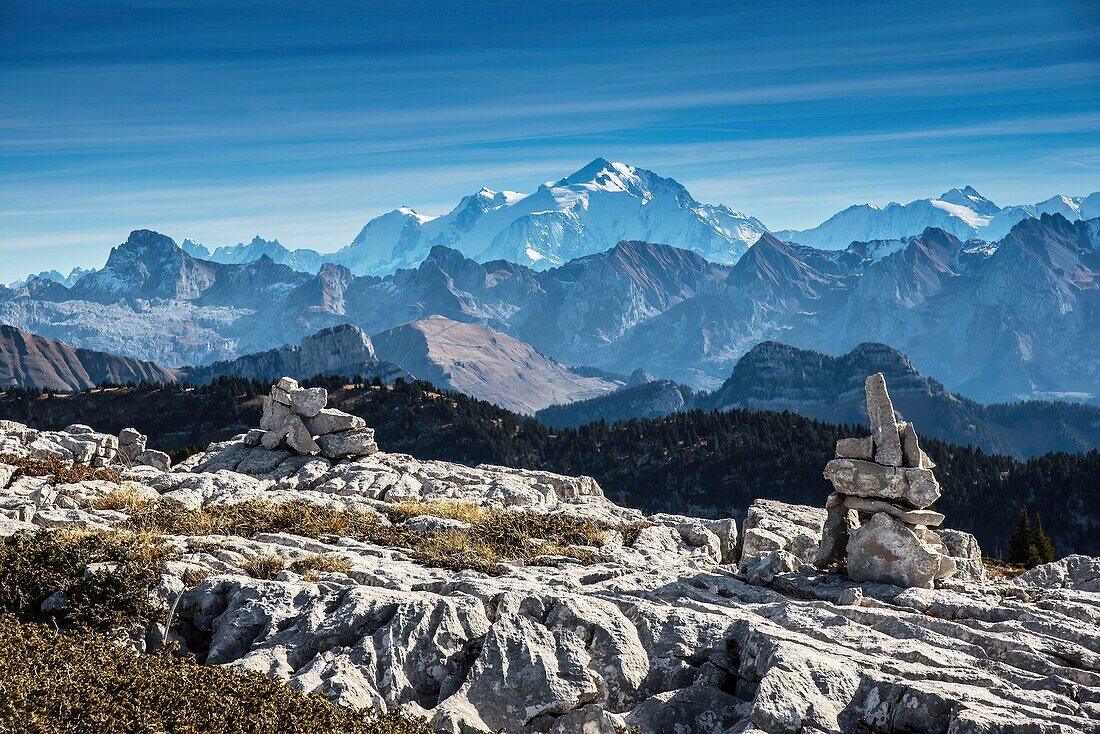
275, 376, 300, 393
813, 493, 858, 568
260, 397, 291, 430
842, 495, 944, 527
823, 458, 941, 509
835, 436, 874, 460
306, 408, 364, 435
847, 512, 956, 589
899, 421, 922, 469
316, 428, 378, 460
289, 387, 328, 418
284, 414, 320, 455
865, 373, 903, 467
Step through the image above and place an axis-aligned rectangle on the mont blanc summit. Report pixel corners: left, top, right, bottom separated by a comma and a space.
328, 159, 770, 275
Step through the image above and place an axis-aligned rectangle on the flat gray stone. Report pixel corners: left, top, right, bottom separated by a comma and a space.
842, 495, 944, 527
823, 458, 941, 509
306, 408, 365, 436
836, 436, 874, 460
289, 387, 328, 418
316, 428, 378, 459
275, 376, 300, 393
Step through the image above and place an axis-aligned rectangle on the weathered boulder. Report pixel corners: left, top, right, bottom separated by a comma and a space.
865, 372, 902, 467
740, 499, 825, 571
847, 512, 955, 589
284, 414, 320, 455
134, 449, 171, 472
1016, 554, 1100, 591
305, 408, 365, 435
289, 387, 327, 418
316, 428, 378, 460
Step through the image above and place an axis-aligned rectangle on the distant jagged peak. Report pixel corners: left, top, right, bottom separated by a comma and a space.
112, 228, 183, 259
624, 367, 656, 388
938, 186, 1000, 216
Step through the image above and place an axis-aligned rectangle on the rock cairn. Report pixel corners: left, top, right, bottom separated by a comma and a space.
814, 372, 957, 588
251, 377, 378, 459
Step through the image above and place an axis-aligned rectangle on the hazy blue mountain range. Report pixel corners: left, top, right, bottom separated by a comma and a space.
1, 211, 1097, 406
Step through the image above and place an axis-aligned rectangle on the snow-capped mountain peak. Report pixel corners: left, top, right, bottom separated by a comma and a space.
938, 186, 1000, 216
331, 158, 768, 275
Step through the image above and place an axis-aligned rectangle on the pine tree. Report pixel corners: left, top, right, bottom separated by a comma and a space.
1007, 506, 1036, 566
1032, 513, 1055, 565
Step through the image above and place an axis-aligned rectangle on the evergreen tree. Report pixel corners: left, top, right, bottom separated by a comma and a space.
1007, 506, 1036, 566
1032, 513, 1055, 565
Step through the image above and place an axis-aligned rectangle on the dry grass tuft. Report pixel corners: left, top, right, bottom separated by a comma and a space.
290, 554, 353, 576
122, 499, 612, 576
0, 453, 121, 485
387, 500, 488, 524
241, 553, 286, 580
0, 614, 433, 734
90, 485, 151, 512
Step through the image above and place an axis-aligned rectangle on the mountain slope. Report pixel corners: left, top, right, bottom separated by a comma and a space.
706, 340, 1100, 457
183, 324, 405, 385
330, 158, 768, 274
0, 324, 177, 390
371, 316, 620, 414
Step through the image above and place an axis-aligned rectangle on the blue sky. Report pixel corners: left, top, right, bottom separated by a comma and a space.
1, 0, 1098, 281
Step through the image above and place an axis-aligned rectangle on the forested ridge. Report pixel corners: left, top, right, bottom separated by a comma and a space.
1, 377, 1096, 556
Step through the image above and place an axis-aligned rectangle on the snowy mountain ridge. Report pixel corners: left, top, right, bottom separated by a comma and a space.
776, 186, 1100, 249
329, 157, 769, 275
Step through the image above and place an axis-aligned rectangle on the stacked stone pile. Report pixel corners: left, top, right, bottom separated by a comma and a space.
814, 372, 964, 588
252, 377, 378, 460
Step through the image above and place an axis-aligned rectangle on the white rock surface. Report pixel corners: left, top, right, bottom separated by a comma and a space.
0, 417, 1098, 733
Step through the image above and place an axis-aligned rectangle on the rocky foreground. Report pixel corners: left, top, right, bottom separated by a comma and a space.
1, 411, 1099, 732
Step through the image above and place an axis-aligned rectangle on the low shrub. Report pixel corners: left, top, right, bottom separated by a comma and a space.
0, 529, 170, 632
0, 614, 433, 734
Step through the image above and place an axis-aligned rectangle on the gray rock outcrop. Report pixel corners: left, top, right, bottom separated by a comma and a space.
0, 407, 1092, 731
